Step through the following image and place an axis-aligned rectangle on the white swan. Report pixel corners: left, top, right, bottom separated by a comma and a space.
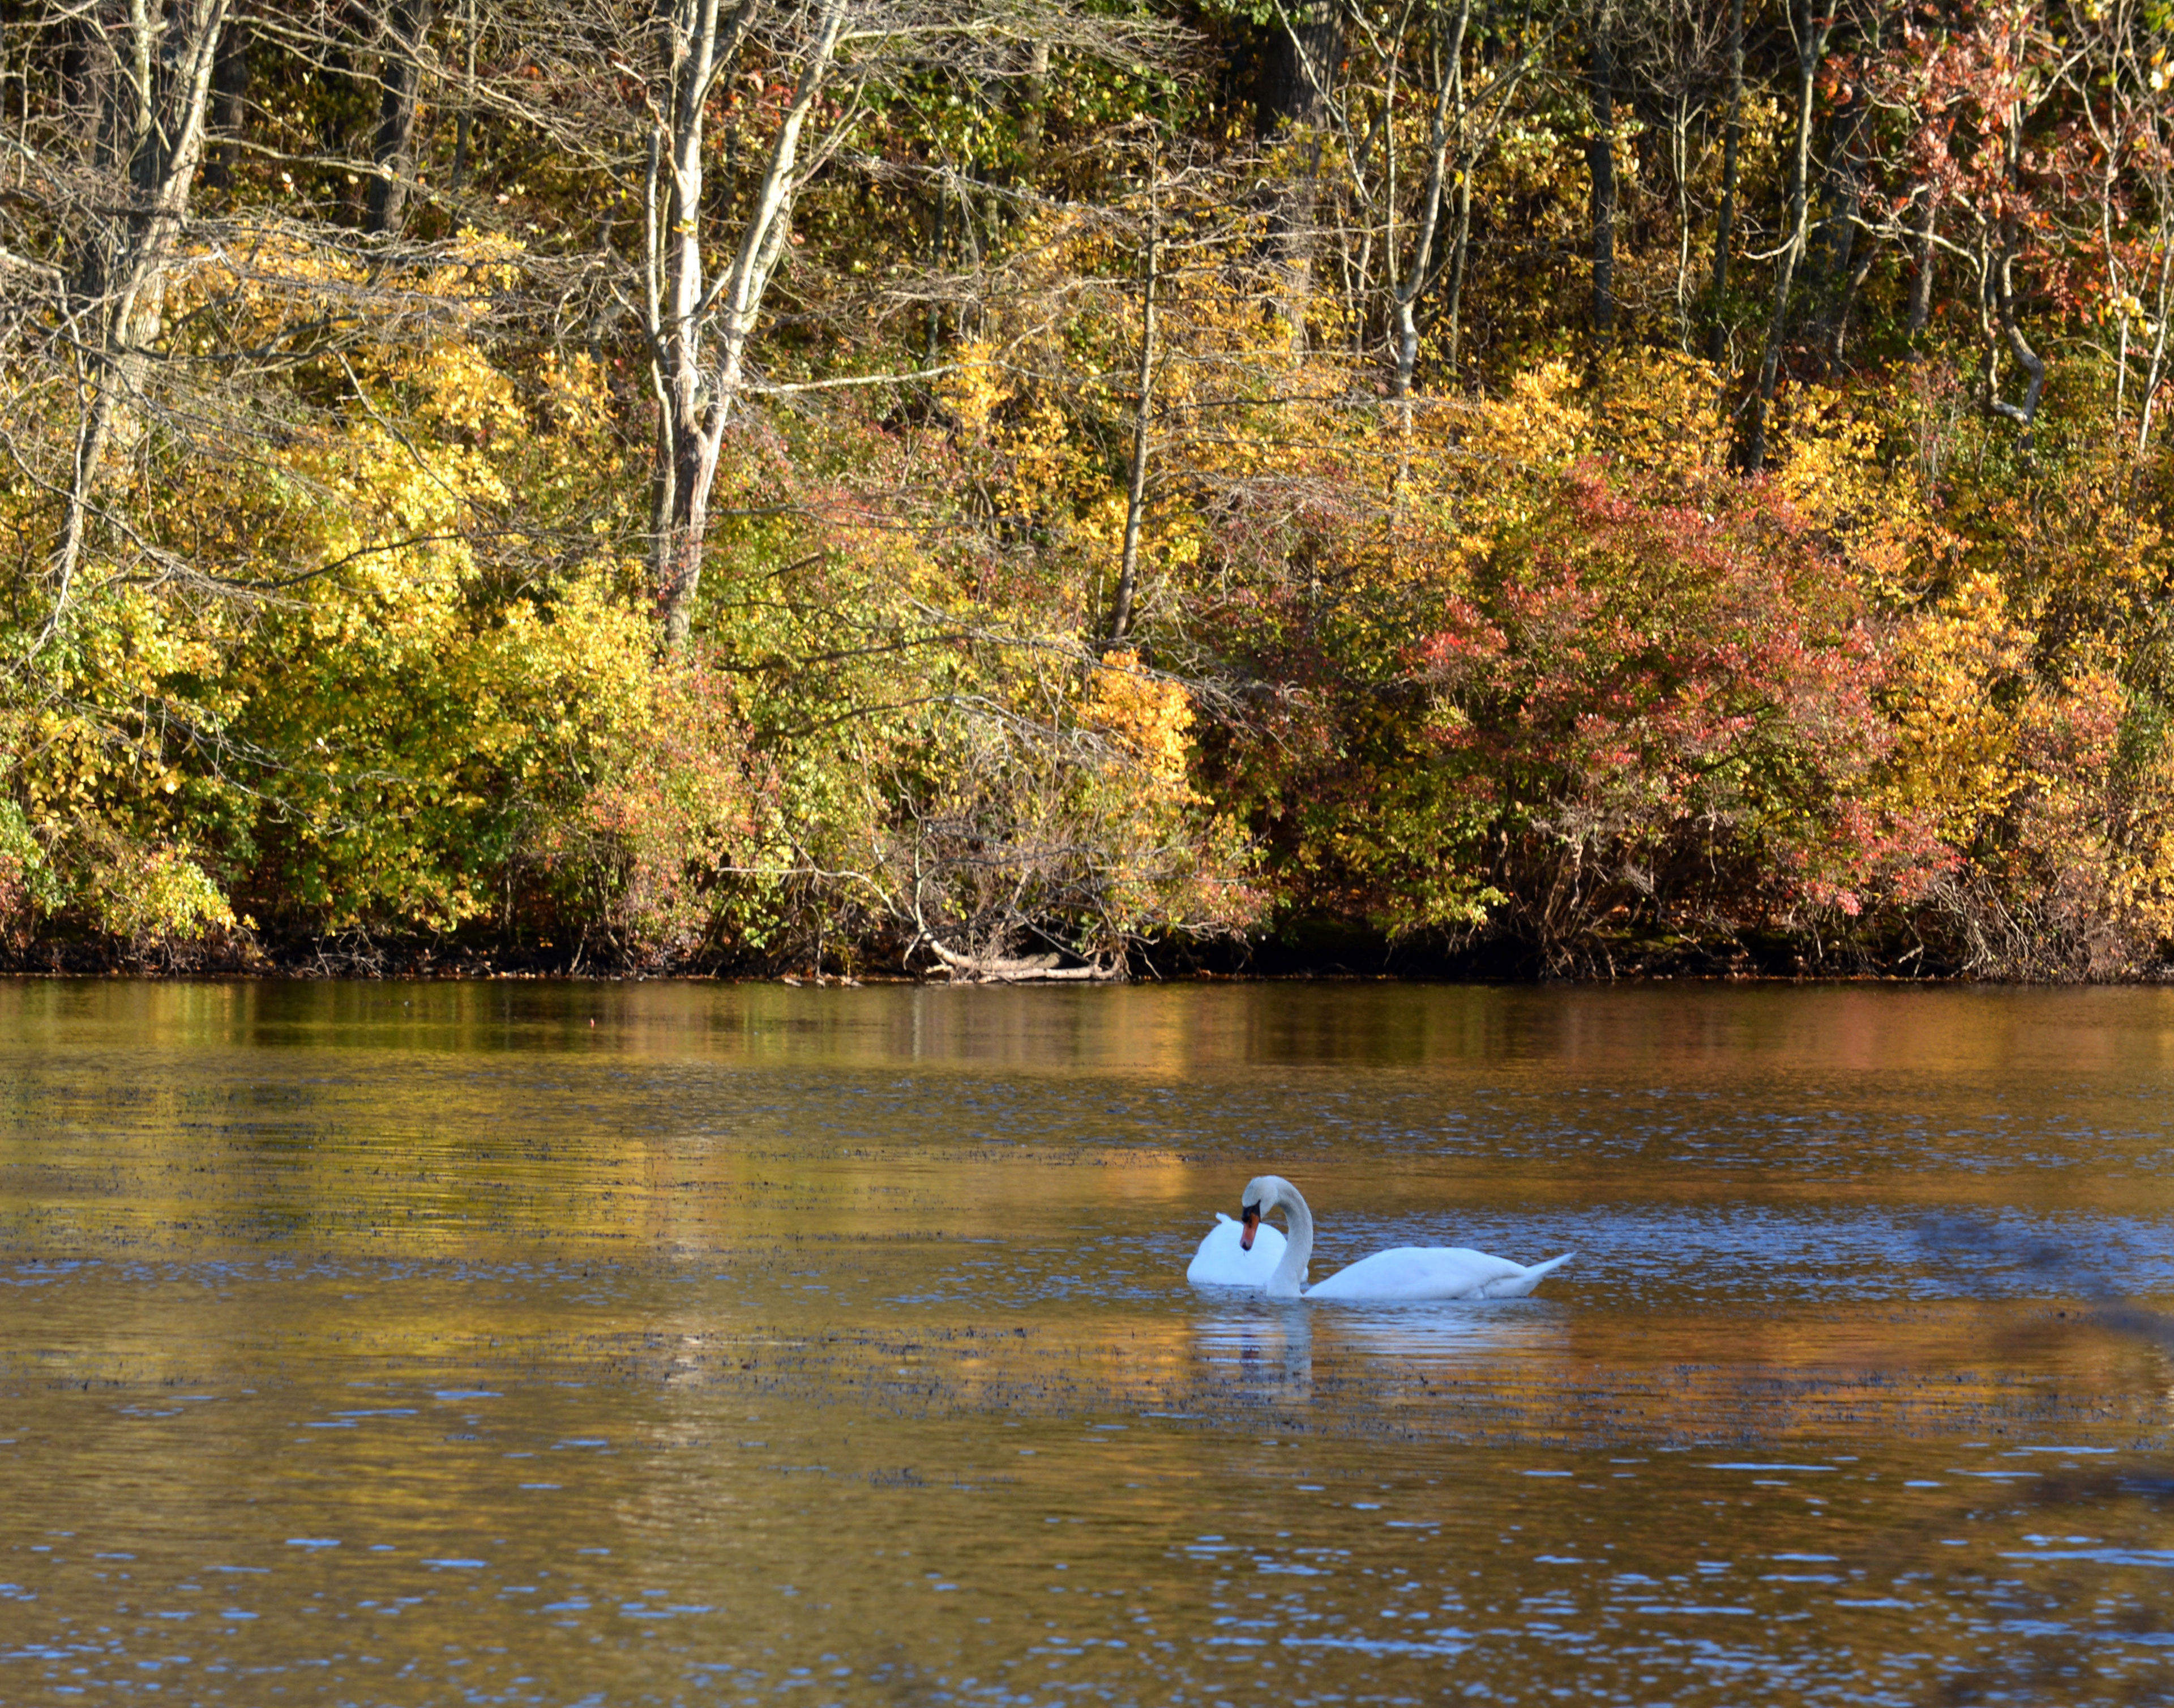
1235, 1174, 1573, 1302
1187, 1211, 1289, 1287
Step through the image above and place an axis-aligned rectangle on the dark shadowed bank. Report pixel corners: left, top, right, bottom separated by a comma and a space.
7, 896, 2172, 983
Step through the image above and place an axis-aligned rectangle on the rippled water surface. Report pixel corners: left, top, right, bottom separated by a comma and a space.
3, 981, 2173, 1706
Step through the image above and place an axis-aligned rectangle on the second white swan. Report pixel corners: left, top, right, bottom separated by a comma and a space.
1234, 1174, 1573, 1302
1186, 1212, 1289, 1287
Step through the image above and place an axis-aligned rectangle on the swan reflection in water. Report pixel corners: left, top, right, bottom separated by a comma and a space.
1192, 1298, 1569, 1401
1330, 1298, 1568, 1363
1194, 1300, 1316, 1396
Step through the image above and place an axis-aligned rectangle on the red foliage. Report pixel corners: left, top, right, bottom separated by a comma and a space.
1403, 465, 1950, 949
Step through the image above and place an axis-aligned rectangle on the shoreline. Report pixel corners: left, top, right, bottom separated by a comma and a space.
5, 961, 2168, 986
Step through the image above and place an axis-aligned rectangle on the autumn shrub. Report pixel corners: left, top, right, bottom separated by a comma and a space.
1409, 464, 1940, 968
1869, 424, 2174, 976
673, 445, 1264, 974
0, 242, 699, 966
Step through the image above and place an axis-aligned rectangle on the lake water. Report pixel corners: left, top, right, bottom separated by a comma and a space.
2, 980, 2172, 1706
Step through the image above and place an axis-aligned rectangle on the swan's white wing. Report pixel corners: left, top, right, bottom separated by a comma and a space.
1187, 1213, 1288, 1287
1307, 1246, 1568, 1302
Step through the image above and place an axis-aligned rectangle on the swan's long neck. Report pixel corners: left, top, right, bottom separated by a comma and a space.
1266, 1182, 1313, 1299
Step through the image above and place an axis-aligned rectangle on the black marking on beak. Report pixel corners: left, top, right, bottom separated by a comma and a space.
1239, 1202, 1262, 1251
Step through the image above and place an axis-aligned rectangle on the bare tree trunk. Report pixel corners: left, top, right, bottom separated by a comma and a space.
1415, 13, 1533, 382
1811, 83, 1865, 374
203, 19, 249, 190
1742, 0, 1829, 472
48, 0, 234, 641
651, 0, 736, 650
1670, 91, 1693, 349
59, 11, 97, 119
1825, 245, 1875, 373
1018, 37, 1050, 166
1261, 0, 1346, 351
647, 0, 845, 649
1259, 0, 1342, 138
1987, 233, 2046, 447
1586, 2, 1616, 340
1906, 184, 1938, 335
2138, 237, 2173, 455
1107, 174, 1158, 649
366, 0, 434, 234
450, 0, 478, 189
1441, 147, 1472, 370
1705, 0, 1742, 362
1980, 105, 2046, 447
1391, 0, 1470, 399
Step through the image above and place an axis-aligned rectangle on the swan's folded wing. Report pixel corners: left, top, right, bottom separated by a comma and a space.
1186, 1217, 1287, 1287
1305, 1246, 1532, 1302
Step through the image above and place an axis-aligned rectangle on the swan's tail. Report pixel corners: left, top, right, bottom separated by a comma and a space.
1478, 1252, 1574, 1299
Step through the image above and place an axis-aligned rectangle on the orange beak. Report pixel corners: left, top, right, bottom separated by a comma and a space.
1239, 1205, 1261, 1250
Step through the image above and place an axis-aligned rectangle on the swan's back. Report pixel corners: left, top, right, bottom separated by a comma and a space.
1307, 1246, 1572, 1302
1187, 1213, 1288, 1288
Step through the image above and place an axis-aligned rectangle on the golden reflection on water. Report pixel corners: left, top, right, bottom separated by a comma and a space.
2, 980, 2173, 1705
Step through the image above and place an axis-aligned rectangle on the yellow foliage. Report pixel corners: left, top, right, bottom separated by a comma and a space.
938, 340, 1004, 439
85, 840, 235, 943
1081, 650, 1196, 795
2104, 732, 2174, 945
1778, 389, 1941, 592
1591, 352, 1731, 477
1881, 570, 2034, 842
1778, 391, 1875, 508
1467, 361, 1590, 468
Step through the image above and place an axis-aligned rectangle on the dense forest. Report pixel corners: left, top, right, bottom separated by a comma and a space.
0, 0, 2168, 979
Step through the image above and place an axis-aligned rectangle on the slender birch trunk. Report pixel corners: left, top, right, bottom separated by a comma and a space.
1670, 91, 1693, 349
2137, 237, 2173, 456
644, 0, 846, 650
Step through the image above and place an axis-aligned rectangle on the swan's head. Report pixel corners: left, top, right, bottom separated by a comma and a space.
1238, 1174, 1290, 1250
